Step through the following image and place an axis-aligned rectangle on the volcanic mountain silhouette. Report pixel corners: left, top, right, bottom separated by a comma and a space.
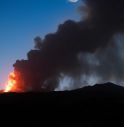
1, 82, 124, 126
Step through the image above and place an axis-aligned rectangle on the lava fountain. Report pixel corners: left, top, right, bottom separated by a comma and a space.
4, 71, 24, 92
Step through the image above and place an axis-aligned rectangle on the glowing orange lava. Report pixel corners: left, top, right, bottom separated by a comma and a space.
4, 72, 18, 92
4, 72, 23, 92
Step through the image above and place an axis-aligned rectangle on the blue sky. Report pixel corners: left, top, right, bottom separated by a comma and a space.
0, 0, 81, 88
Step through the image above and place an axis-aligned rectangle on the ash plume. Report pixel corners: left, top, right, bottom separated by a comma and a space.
13, 0, 124, 91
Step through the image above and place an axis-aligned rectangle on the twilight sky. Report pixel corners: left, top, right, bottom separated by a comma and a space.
0, 0, 81, 88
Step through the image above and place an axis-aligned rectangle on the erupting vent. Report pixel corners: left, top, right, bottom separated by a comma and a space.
4, 71, 24, 92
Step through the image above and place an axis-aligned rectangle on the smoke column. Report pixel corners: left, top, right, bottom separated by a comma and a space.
13, 0, 124, 91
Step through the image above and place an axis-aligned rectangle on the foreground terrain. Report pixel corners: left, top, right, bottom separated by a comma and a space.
0, 82, 124, 126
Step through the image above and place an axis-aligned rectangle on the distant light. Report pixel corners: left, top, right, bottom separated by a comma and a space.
68, 0, 79, 3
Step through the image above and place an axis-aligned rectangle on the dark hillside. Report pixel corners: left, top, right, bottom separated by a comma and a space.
1, 82, 124, 126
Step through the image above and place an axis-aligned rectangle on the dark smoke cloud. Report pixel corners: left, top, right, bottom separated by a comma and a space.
13, 0, 124, 91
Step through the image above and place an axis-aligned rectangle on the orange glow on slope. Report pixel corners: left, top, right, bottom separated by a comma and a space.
4, 71, 23, 92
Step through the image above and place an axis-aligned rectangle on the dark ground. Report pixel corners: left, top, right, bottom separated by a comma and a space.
1, 82, 124, 126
